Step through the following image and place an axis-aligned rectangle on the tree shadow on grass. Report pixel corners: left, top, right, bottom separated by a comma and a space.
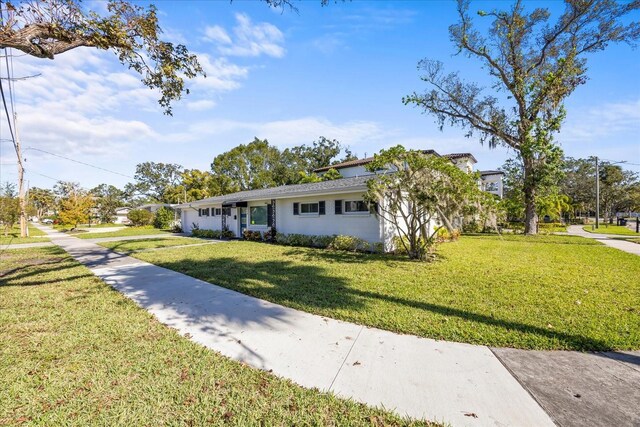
151, 256, 613, 351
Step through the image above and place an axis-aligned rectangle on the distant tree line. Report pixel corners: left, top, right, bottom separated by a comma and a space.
500, 156, 640, 223
13, 136, 356, 226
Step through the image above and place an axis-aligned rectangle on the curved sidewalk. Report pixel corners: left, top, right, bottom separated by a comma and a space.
34, 225, 552, 426
566, 225, 640, 256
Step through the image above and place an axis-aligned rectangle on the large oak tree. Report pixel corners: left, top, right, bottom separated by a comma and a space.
404, 0, 639, 234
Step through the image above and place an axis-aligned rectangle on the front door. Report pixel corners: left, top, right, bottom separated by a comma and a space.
239, 207, 247, 236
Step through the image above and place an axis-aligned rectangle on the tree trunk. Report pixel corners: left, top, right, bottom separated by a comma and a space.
523, 158, 538, 235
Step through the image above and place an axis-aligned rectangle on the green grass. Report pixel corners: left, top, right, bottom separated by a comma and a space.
74, 227, 174, 239
626, 238, 640, 245
582, 224, 639, 236
98, 237, 215, 253
79, 222, 123, 229
0, 247, 431, 426
133, 235, 640, 351
538, 223, 567, 233
0, 224, 49, 245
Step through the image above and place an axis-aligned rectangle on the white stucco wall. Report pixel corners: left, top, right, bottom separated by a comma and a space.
182, 206, 236, 234
481, 174, 504, 198
335, 165, 371, 178
272, 192, 382, 243
452, 158, 476, 173
182, 192, 384, 243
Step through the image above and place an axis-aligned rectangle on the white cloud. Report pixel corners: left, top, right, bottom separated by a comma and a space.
190, 54, 249, 92
186, 99, 217, 111
311, 35, 346, 55
203, 13, 285, 58
561, 98, 640, 143
166, 116, 386, 150
202, 25, 232, 44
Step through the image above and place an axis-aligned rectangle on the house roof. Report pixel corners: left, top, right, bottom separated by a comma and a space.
177, 175, 373, 208
138, 203, 175, 208
313, 149, 441, 172
480, 170, 505, 176
313, 157, 375, 172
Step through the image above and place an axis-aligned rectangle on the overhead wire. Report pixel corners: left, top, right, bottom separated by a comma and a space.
25, 147, 135, 179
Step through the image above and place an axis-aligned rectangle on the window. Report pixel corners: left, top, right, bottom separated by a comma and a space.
300, 202, 319, 214
202, 207, 210, 216
215, 208, 222, 216
344, 201, 369, 213
485, 182, 499, 192
250, 206, 268, 225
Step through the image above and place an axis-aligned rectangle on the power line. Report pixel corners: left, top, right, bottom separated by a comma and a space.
600, 159, 640, 167
26, 170, 65, 182
25, 147, 134, 179
0, 66, 16, 154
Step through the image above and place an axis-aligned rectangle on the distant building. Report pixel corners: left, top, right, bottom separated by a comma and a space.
113, 207, 131, 224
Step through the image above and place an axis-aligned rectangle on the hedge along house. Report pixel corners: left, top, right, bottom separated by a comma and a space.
178, 150, 502, 249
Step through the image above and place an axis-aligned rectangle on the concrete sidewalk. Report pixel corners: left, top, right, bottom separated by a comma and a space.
567, 225, 640, 256
81, 233, 186, 244
33, 224, 553, 426
493, 348, 640, 427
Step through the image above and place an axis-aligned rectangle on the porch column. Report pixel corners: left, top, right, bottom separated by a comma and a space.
271, 199, 276, 230
221, 208, 226, 231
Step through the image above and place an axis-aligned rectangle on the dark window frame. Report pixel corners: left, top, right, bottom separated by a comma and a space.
300, 202, 319, 215
249, 206, 268, 226
344, 200, 369, 213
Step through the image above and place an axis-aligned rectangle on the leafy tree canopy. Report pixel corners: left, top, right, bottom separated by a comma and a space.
90, 184, 125, 223
129, 162, 183, 203
0, 0, 206, 114
404, 0, 639, 234
364, 146, 497, 261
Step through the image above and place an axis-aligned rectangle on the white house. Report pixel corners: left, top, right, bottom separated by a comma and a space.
480, 170, 505, 198
113, 207, 131, 224
178, 150, 502, 249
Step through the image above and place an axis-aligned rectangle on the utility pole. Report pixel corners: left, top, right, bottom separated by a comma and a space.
595, 156, 600, 230
15, 112, 28, 237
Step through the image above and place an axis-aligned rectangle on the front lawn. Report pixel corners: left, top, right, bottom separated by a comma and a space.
582, 224, 639, 236
74, 227, 174, 239
0, 224, 49, 245
134, 235, 640, 351
0, 247, 430, 426
98, 237, 215, 253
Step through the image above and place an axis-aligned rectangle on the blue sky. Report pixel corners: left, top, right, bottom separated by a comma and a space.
1, 0, 639, 190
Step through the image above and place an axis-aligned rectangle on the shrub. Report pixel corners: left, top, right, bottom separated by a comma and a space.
171, 224, 183, 233
243, 229, 262, 241
392, 236, 436, 260
311, 234, 334, 248
461, 220, 482, 233
153, 207, 174, 229
221, 229, 235, 239
127, 209, 154, 226
329, 235, 369, 252
193, 228, 222, 239
437, 228, 461, 241
371, 242, 385, 254
263, 227, 277, 242
275, 232, 289, 245
287, 233, 314, 247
